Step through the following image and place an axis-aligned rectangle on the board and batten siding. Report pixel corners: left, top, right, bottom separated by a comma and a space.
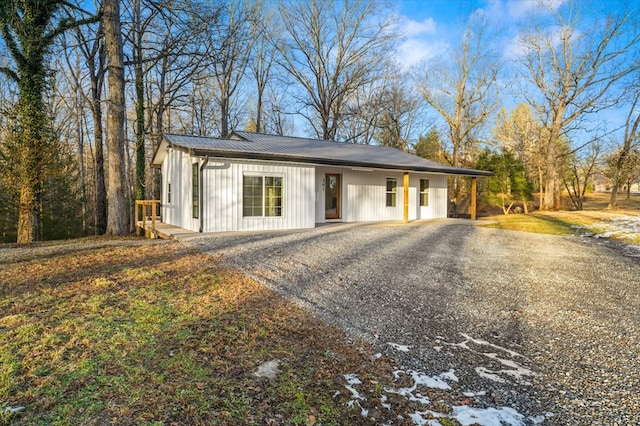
162, 149, 450, 233
162, 151, 315, 232
201, 159, 315, 232
413, 173, 448, 220
315, 167, 448, 223
161, 148, 196, 231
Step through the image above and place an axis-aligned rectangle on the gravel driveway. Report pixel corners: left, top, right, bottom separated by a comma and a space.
184, 220, 640, 425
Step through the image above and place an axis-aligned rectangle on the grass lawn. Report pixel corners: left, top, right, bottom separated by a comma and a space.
0, 239, 420, 425
479, 192, 640, 243
2, 192, 637, 425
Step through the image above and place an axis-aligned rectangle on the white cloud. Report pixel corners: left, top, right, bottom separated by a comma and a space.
392, 15, 445, 69
397, 38, 449, 69
504, 34, 530, 59
504, 23, 580, 59
402, 17, 437, 37
506, 0, 567, 19
470, 0, 567, 23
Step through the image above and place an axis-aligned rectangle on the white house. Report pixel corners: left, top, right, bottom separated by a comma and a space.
150, 131, 492, 233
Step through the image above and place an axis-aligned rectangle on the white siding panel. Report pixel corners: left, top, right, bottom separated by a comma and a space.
201, 159, 315, 232
161, 153, 451, 233
161, 148, 199, 232
315, 167, 406, 223
416, 174, 447, 219
315, 167, 450, 223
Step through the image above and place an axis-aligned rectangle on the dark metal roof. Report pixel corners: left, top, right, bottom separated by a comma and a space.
152, 131, 492, 176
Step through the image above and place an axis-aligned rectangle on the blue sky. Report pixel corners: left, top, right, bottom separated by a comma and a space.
392, 0, 630, 68
390, 0, 637, 144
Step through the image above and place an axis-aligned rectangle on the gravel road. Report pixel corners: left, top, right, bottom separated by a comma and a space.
184, 220, 640, 425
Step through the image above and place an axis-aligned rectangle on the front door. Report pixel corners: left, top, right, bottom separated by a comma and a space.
325, 174, 341, 219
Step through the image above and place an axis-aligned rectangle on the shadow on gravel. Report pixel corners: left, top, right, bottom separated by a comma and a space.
186, 222, 640, 423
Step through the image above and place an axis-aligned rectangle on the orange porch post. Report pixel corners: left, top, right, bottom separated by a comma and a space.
470, 177, 477, 220
403, 172, 409, 223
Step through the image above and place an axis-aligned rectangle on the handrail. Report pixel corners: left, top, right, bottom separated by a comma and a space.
136, 200, 161, 237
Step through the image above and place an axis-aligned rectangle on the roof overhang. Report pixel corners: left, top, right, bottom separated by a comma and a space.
185, 148, 491, 176
151, 133, 493, 177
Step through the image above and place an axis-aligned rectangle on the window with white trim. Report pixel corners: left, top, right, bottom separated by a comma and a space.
243, 175, 283, 217
192, 164, 199, 218
420, 179, 430, 206
386, 178, 397, 207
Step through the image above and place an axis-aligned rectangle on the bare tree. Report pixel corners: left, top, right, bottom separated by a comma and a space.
56, 44, 89, 233
608, 91, 640, 208
124, 0, 159, 204
203, 0, 258, 137
276, 0, 396, 140
103, 0, 129, 235
247, 4, 277, 134
414, 20, 499, 208
145, 1, 213, 201
374, 76, 422, 151
414, 22, 499, 168
0, 79, 19, 242
519, 2, 640, 210
563, 142, 602, 210
261, 86, 295, 136
73, 22, 108, 234
338, 80, 385, 145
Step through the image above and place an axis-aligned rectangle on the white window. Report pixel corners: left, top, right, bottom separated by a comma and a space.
243, 175, 283, 217
420, 179, 430, 207
386, 178, 397, 207
192, 164, 199, 219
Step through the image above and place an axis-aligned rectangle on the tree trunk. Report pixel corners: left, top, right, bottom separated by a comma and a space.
76, 101, 87, 234
543, 118, 565, 210
17, 185, 38, 243
94, 95, 107, 234
538, 166, 544, 211
135, 52, 145, 201
256, 87, 263, 133
220, 96, 229, 138
15, 66, 47, 243
103, 0, 129, 235
133, 0, 146, 204
153, 78, 165, 200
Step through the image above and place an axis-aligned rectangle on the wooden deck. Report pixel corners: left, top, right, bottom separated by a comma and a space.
150, 222, 196, 240
135, 200, 197, 240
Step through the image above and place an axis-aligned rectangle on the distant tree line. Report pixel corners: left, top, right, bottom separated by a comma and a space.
0, 0, 639, 242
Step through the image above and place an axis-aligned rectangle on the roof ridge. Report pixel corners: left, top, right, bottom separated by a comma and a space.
234, 130, 346, 144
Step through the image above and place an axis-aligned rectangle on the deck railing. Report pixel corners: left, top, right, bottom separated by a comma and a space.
135, 200, 161, 238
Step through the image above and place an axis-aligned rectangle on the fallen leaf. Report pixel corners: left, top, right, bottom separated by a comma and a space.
308, 414, 316, 425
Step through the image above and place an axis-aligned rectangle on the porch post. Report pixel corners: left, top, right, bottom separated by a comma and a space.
470, 176, 477, 220
403, 172, 409, 223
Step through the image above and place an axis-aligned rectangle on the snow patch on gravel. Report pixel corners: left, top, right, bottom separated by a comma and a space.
344, 364, 543, 425
441, 334, 539, 385
352, 334, 547, 424
387, 342, 411, 352
411, 405, 526, 426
